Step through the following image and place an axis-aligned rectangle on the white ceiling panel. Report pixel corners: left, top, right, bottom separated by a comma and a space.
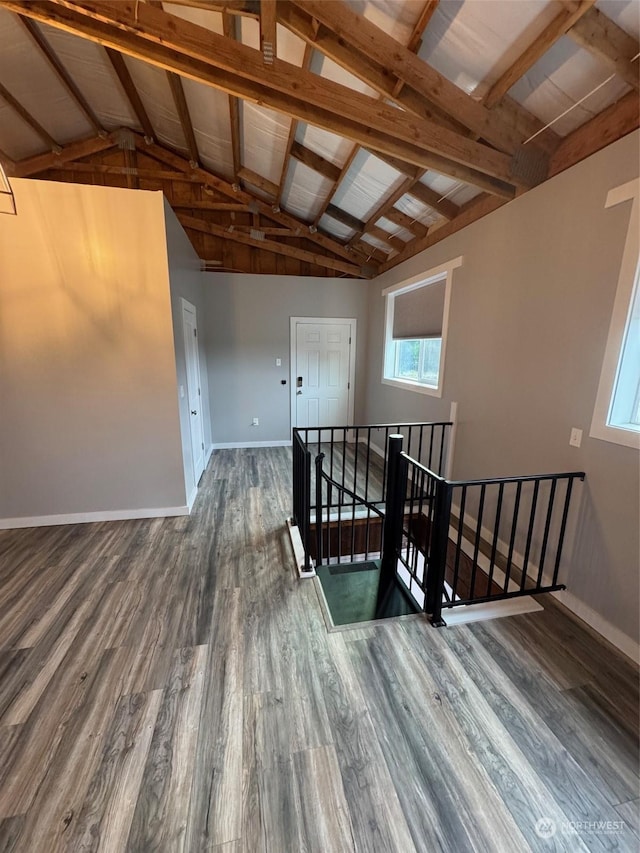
333, 150, 405, 219
242, 102, 291, 184
283, 160, 333, 222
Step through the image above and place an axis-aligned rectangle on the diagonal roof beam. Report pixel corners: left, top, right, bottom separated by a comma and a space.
17, 15, 105, 135
391, 0, 438, 99
484, 0, 596, 108
105, 47, 155, 141
0, 79, 61, 151
222, 11, 242, 180
568, 6, 640, 91
6, 1, 524, 196
12, 132, 118, 176
289, 0, 539, 156
166, 71, 199, 166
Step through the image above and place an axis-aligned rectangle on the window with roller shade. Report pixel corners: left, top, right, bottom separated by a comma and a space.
382, 257, 462, 396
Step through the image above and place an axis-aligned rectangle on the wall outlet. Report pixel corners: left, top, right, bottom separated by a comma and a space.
252, 417, 259, 426
569, 427, 582, 448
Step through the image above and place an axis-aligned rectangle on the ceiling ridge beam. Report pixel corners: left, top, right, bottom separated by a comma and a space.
17, 15, 105, 135
8, 1, 524, 194
484, 0, 596, 108
179, 213, 367, 276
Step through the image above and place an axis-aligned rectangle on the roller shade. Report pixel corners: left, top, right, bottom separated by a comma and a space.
392, 281, 445, 340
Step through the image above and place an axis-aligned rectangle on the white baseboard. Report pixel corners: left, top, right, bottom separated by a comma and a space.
553, 589, 640, 665
212, 440, 292, 449
186, 485, 198, 512
0, 505, 190, 530
204, 443, 214, 465
444, 596, 543, 627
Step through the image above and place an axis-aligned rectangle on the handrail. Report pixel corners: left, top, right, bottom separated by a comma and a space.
316, 461, 385, 518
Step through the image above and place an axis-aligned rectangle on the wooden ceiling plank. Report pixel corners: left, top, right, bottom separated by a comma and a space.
167, 71, 199, 165
222, 11, 242, 179
288, 0, 528, 154
484, 0, 596, 108
568, 6, 640, 91
237, 166, 279, 197
10, 1, 523, 193
137, 137, 370, 265
549, 90, 639, 177
17, 15, 105, 134
259, 0, 276, 65
180, 213, 366, 276
105, 47, 155, 140
0, 79, 60, 151
290, 141, 342, 183
13, 132, 118, 176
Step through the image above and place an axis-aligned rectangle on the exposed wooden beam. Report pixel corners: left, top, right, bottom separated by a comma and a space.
352, 239, 388, 264
383, 207, 428, 238
275, 42, 313, 207
160, 0, 259, 15
0, 79, 60, 151
13, 132, 118, 176
17, 15, 105, 135
484, 0, 596, 108
325, 204, 365, 233
379, 194, 508, 274
366, 225, 407, 254
237, 166, 279, 198
8, 1, 524, 194
289, 0, 531, 155
290, 142, 342, 183
36, 161, 210, 181
568, 6, 640, 91
391, 0, 439, 98
259, 0, 276, 64
407, 181, 459, 221
222, 12, 242, 180
312, 146, 359, 228
549, 90, 640, 177
105, 47, 155, 141
278, 2, 559, 156
166, 71, 199, 165
179, 214, 366, 276
137, 137, 369, 265
173, 201, 249, 211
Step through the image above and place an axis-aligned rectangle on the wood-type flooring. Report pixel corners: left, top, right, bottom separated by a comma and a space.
0, 448, 638, 852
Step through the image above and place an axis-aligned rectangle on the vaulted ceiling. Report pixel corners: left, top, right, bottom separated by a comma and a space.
0, 0, 638, 278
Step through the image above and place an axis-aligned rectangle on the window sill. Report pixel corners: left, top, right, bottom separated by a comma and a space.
589, 421, 640, 449
382, 376, 442, 397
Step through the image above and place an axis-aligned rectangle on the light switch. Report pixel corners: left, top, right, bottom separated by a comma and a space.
179, 385, 185, 398
569, 427, 582, 448
275, 358, 282, 367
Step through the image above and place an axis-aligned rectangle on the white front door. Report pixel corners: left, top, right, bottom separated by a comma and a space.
292, 319, 354, 428
182, 300, 205, 485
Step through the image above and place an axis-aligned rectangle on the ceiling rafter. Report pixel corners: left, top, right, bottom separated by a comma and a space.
568, 6, 640, 91
17, 14, 105, 135
221, 11, 242, 182
105, 47, 155, 141
180, 214, 365, 276
237, 165, 279, 197
290, 141, 341, 183
166, 71, 199, 165
275, 41, 313, 207
259, 0, 276, 65
4, 1, 528, 197
484, 0, 597, 108
391, 0, 439, 99
0, 79, 61, 151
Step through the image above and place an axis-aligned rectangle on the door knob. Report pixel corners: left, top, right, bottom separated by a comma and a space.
191, 409, 197, 415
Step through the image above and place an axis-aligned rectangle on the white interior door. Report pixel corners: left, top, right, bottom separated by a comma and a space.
292, 319, 354, 429
182, 300, 205, 485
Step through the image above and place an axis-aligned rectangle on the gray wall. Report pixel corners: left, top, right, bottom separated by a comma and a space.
203, 273, 371, 444
0, 180, 187, 521
363, 131, 640, 645
164, 200, 213, 499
